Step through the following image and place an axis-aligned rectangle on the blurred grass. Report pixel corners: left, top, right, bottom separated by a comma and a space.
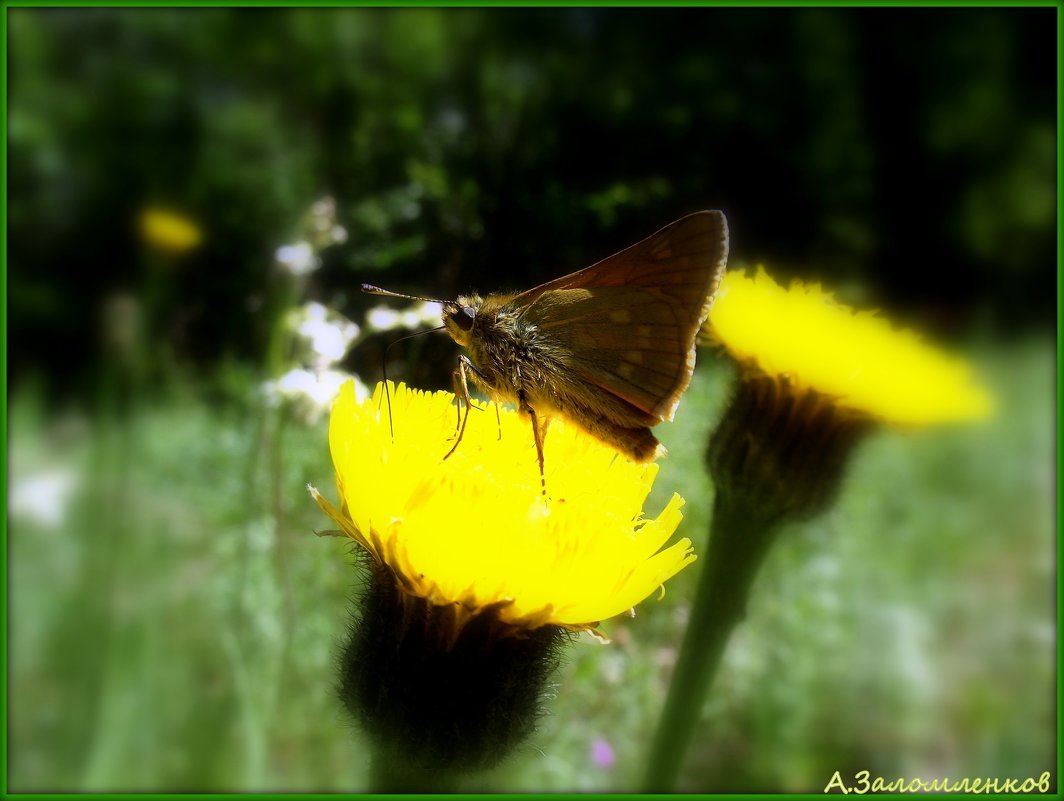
7, 337, 1054, 792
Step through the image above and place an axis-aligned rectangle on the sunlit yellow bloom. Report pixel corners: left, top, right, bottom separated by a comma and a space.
139, 208, 203, 252
705, 269, 993, 424
310, 381, 694, 637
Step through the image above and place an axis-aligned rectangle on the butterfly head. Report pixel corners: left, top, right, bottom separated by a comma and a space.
442, 294, 481, 347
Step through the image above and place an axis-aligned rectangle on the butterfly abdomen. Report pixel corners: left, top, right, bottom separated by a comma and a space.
593, 423, 662, 462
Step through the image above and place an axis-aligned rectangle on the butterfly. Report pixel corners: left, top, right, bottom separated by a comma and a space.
365, 210, 729, 490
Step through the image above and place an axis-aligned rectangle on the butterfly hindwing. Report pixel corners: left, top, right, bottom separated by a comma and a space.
518, 287, 687, 420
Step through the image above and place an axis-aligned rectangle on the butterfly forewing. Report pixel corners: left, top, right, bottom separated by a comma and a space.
513, 211, 728, 323
514, 211, 729, 421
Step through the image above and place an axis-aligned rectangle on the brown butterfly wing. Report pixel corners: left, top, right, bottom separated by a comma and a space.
514, 210, 729, 330
522, 287, 692, 421
516, 211, 729, 421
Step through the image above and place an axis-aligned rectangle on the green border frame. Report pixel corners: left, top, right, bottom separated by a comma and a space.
0, 2, 1059, 798
1057, 1, 1062, 797
3, 0, 9, 794
0, 0, 1060, 6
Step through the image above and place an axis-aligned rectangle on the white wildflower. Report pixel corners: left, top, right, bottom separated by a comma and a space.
276, 241, 319, 276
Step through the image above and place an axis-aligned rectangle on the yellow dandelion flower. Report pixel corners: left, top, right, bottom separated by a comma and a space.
139, 208, 203, 252
705, 268, 993, 424
310, 380, 694, 638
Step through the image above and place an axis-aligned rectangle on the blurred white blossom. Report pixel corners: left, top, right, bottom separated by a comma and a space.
264, 196, 365, 423
401, 308, 425, 329
311, 196, 336, 221
262, 368, 368, 424
309, 196, 347, 246
366, 300, 442, 333
10, 467, 79, 529
275, 241, 319, 276
276, 196, 347, 275
289, 301, 360, 369
367, 306, 402, 331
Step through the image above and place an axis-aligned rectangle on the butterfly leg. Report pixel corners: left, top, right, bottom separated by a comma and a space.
449, 367, 466, 437
444, 361, 473, 458
444, 356, 490, 460
449, 358, 491, 437
518, 390, 547, 496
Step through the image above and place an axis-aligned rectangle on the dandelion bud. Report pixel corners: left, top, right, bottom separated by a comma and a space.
338, 561, 567, 780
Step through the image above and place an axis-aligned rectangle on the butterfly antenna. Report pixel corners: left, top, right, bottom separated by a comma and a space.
378, 325, 446, 442
362, 284, 447, 304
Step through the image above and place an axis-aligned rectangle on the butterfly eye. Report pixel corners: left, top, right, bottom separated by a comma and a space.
452, 305, 476, 331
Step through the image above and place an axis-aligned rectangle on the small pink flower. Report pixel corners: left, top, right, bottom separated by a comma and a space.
591, 737, 615, 769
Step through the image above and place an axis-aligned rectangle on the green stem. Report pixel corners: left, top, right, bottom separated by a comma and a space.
265, 275, 301, 380
269, 402, 297, 709
641, 491, 781, 791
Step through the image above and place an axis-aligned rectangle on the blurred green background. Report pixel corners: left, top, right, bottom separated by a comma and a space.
7, 7, 1056, 792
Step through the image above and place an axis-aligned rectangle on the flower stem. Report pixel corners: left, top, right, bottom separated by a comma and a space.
642, 490, 781, 791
